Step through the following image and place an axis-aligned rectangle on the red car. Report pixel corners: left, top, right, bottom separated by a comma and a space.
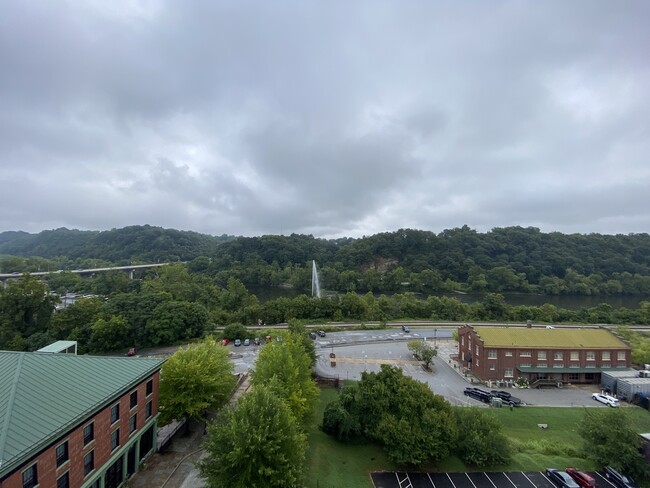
221, 339, 229, 346
566, 468, 596, 488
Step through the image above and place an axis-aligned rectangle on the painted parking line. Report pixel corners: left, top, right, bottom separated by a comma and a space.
427, 473, 455, 488
466, 472, 496, 488
396, 472, 413, 488
593, 471, 618, 487
525, 472, 555, 488
485, 472, 516, 487
448, 472, 473, 488
372, 472, 400, 488
408, 473, 435, 488
504, 472, 536, 487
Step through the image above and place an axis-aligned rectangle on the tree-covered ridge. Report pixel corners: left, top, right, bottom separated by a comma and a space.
0, 225, 235, 262
3, 225, 650, 295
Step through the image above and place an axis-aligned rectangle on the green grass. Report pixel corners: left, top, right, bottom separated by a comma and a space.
306, 388, 650, 487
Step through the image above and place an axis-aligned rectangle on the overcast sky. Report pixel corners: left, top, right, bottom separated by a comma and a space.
1, 1, 649, 238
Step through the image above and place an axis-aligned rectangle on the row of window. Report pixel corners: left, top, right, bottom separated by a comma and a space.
21, 380, 153, 488
485, 349, 626, 361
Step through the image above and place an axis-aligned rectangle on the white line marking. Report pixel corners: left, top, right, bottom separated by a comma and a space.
426, 473, 436, 488
503, 473, 518, 487
482, 472, 498, 488
446, 472, 457, 488
464, 473, 478, 488
521, 472, 537, 486
594, 472, 618, 487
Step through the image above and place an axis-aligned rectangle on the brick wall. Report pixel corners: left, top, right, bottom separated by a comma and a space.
1, 371, 160, 488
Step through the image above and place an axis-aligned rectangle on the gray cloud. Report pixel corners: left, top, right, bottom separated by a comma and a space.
1, 0, 649, 238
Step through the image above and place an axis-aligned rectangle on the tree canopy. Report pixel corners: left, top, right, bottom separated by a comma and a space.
158, 337, 236, 426
198, 385, 306, 488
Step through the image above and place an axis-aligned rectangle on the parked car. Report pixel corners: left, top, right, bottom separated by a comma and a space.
565, 468, 596, 488
234, 339, 241, 347
221, 339, 229, 346
603, 466, 638, 488
244, 338, 250, 346
490, 390, 522, 406
254, 337, 260, 346
317, 330, 326, 337
463, 387, 492, 404
309, 332, 317, 340
546, 468, 580, 488
592, 392, 620, 407
126, 347, 137, 357
402, 325, 410, 333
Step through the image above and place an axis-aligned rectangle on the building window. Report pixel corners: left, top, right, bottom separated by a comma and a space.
586, 351, 595, 361
569, 364, 580, 368
570, 351, 579, 361
585, 373, 594, 381
146, 379, 153, 396
57, 472, 69, 488
537, 363, 547, 368
505, 351, 513, 357
519, 363, 532, 368
569, 373, 579, 381
461, 336, 464, 346
553, 352, 563, 360
130, 414, 137, 434
602, 351, 611, 361
83, 422, 94, 445
520, 351, 531, 357
537, 351, 547, 360
602, 363, 611, 368
618, 351, 626, 361
146, 401, 152, 419
84, 450, 94, 476
553, 363, 565, 368
130, 390, 138, 409
22, 463, 38, 488
487, 349, 497, 359
56, 440, 69, 467
490, 364, 496, 371
111, 403, 120, 424
111, 428, 120, 451
476, 359, 479, 367
504, 368, 514, 378
475, 345, 479, 356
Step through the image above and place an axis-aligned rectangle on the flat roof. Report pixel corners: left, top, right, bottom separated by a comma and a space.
36, 341, 77, 353
473, 327, 629, 349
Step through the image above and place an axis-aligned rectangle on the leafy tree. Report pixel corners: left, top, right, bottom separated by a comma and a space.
323, 365, 456, 465
287, 319, 316, 366
454, 408, 511, 466
88, 316, 130, 352
158, 337, 235, 426
144, 300, 209, 346
578, 408, 648, 481
198, 385, 306, 488
407, 340, 438, 369
251, 335, 318, 423
222, 322, 251, 340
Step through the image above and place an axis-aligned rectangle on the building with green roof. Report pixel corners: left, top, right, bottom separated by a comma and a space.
0, 351, 164, 488
457, 325, 631, 385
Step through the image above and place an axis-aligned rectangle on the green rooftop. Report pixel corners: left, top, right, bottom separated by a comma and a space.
474, 327, 629, 349
0, 351, 165, 477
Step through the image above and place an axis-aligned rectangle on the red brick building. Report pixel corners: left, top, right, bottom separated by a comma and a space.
457, 325, 631, 385
0, 351, 165, 488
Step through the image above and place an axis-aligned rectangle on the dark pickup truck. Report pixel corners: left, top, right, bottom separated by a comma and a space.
463, 387, 492, 404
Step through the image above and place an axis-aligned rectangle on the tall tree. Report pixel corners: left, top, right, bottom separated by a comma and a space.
251, 335, 318, 423
455, 408, 511, 467
158, 337, 235, 426
199, 385, 307, 488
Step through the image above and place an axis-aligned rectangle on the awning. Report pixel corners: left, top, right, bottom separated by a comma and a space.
517, 366, 630, 374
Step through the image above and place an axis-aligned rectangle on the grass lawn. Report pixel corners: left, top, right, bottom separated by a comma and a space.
306, 388, 650, 487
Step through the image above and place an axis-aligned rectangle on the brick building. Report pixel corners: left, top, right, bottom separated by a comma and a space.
457, 325, 631, 385
0, 351, 165, 488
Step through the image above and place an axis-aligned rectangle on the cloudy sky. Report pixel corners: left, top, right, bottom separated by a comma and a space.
1, 1, 649, 238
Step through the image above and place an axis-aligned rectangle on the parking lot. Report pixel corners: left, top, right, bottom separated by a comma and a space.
371, 470, 620, 488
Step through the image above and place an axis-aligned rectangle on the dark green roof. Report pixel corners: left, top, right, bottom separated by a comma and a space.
0, 351, 164, 477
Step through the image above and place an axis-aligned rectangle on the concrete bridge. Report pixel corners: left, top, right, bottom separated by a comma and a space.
0, 262, 176, 288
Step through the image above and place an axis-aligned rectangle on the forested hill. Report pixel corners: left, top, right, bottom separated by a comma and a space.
0, 225, 234, 262
2, 225, 650, 295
